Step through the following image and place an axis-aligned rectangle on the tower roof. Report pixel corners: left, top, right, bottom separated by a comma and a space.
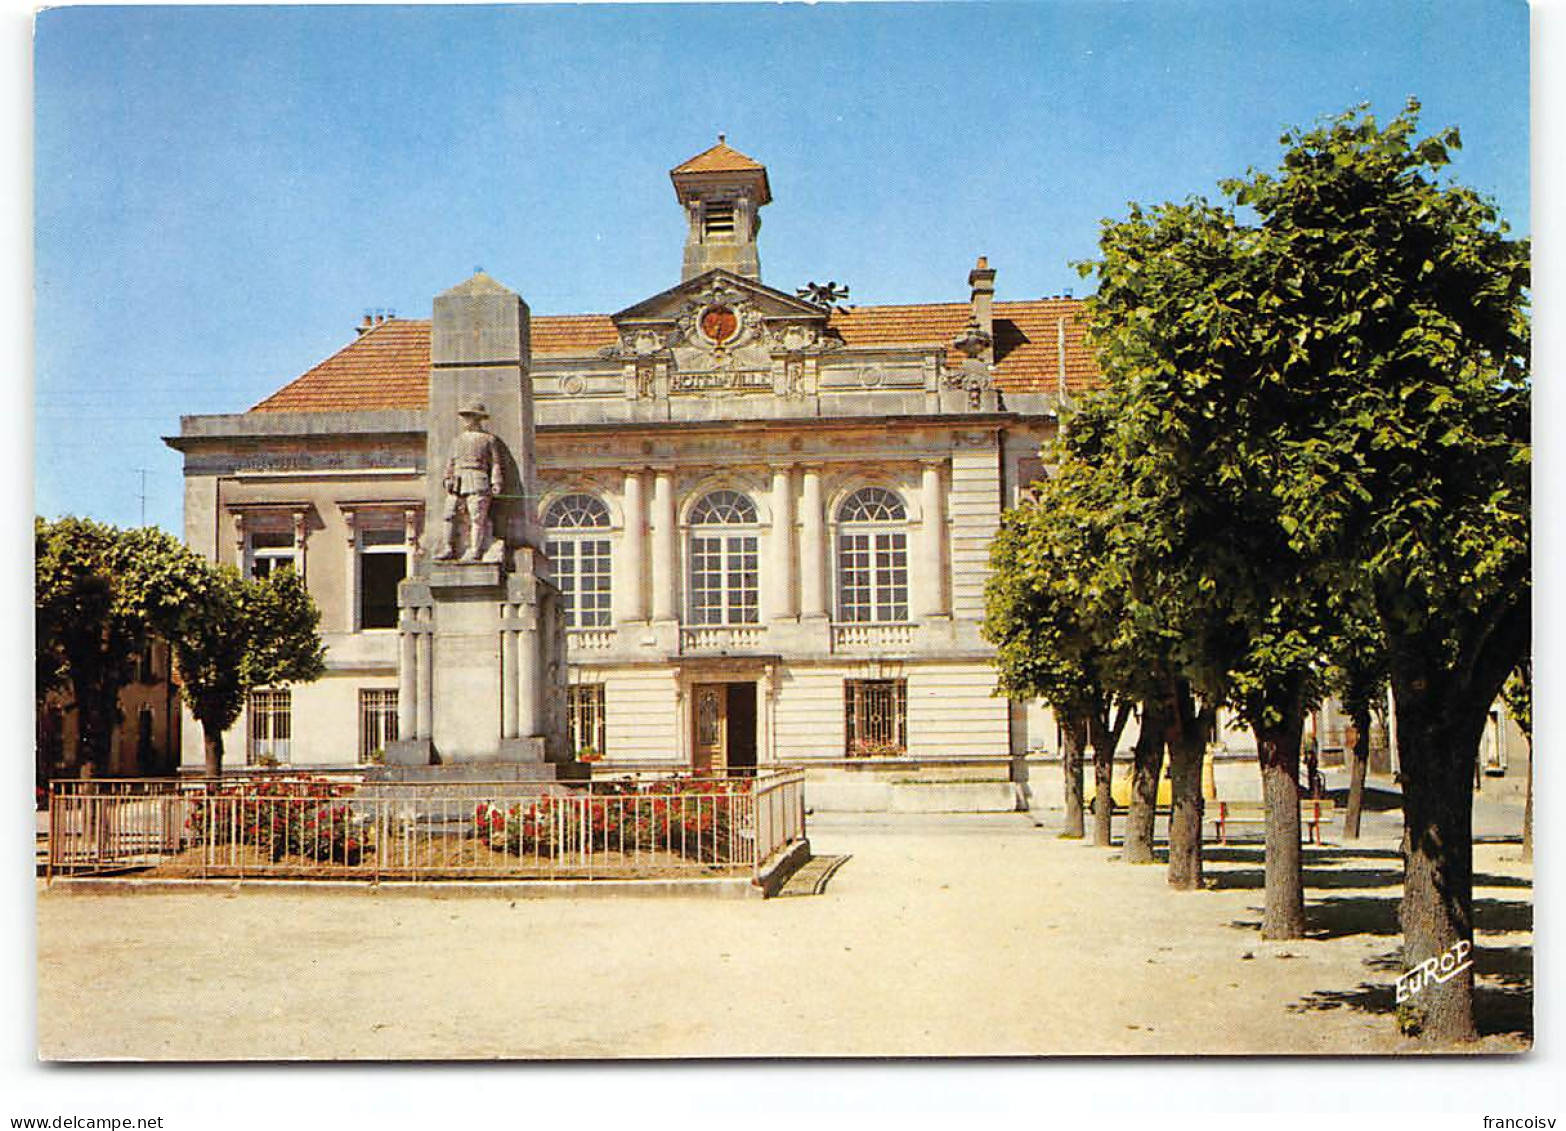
670, 136, 772, 205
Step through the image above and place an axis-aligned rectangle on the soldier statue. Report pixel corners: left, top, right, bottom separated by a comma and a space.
437, 400, 505, 562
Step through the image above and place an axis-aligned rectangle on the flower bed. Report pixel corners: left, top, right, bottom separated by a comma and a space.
185, 776, 366, 865
475, 777, 750, 864
50, 769, 802, 883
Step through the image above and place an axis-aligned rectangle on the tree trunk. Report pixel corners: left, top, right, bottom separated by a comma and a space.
1395, 681, 1484, 1044
1166, 683, 1208, 891
1343, 702, 1372, 840
1090, 716, 1115, 847
1256, 711, 1308, 939
71, 671, 119, 779
1125, 698, 1170, 864
1059, 714, 1087, 839
1522, 743, 1532, 864
203, 727, 225, 778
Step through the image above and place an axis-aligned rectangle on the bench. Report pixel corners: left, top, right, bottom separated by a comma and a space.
1212, 799, 1337, 845
1080, 801, 1173, 818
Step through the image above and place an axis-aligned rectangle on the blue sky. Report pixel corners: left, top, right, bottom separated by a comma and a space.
33, 0, 1531, 532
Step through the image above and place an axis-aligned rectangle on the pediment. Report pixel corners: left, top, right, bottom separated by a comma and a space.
613, 269, 827, 324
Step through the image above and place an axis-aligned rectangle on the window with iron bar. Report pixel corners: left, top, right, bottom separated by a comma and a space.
359, 688, 398, 763
247, 689, 292, 766
845, 678, 907, 757
568, 683, 607, 759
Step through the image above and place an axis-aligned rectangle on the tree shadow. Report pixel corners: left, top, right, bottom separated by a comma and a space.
1230, 895, 1533, 939
1207, 867, 1530, 893
1288, 945, 1533, 1041
1208, 867, 1401, 892
1202, 845, 1405, 865
1322, 785, 1403, 812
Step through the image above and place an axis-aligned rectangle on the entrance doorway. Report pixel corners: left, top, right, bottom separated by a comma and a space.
691, 682, 758, 776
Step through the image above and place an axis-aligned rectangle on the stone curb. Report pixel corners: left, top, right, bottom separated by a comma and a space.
41, 874, 761, 901
754, 837, 813, 898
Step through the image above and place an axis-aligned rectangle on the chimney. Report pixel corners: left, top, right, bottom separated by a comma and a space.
968, 256, 996, 364
356, 312, 375, 336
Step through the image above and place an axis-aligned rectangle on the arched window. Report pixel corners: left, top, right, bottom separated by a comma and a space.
688, 490, 760, 625
689, 489, 758, 526
836, 487, 909, 623
545, 493, 612, 628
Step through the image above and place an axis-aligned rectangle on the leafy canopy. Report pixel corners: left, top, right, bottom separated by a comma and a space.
172, 563, 327, 734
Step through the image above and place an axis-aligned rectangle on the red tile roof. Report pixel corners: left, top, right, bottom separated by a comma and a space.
249, 301, 1098, 414
250, 316, 617, 413
670, 140, 767, 176
827, 299, 1098, 395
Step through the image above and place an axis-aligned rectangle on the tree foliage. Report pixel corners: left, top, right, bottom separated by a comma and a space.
172, 563, 327, 775
1067, 99, 1524, 1038
35, 517, 212, 773
1235, 101, 1528, 1043
35, 516, 327, 779
990, 100, 1524, 1041
985, 403, 1210, 874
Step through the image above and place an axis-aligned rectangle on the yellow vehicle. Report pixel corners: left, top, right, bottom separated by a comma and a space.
1082, 750, 1218, 808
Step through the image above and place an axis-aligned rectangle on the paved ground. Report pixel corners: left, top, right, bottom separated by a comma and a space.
35, 810, 1532, 1060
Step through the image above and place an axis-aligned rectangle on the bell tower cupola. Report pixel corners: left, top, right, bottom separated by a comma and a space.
671, 136, 772, 282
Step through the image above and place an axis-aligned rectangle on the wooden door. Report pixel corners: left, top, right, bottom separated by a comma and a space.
692, 683, 727, 773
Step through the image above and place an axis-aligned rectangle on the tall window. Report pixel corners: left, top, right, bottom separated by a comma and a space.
688, 490, 759, 626
836, 487, 909, 623
359, 528, 408, 630
359, 689, 398, 762
545, 494, 613, 628
567, 684, 607, 759
845, 679, 907, 757
247, 689, 292, 766
248, 530, 297, 580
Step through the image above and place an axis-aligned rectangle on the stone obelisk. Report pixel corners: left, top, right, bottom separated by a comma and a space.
384, 272, 571, 775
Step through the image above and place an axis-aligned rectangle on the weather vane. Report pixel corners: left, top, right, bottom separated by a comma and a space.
797, 281, 850, 312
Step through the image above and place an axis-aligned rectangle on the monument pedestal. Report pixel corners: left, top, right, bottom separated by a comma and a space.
366, 759, 588, 786
384, 271, 574, 794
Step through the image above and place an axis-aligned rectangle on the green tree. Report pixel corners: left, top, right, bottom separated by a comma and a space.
1075, 100, 1525, 1039
985, 440, 1131, 844
35, 517, 210, 776
172, 563, 327, 776
1078, 194, 1342, 936
1329, 611, 1389, 841
985, 405, 1210, 881
1238, 102, 1529, 1043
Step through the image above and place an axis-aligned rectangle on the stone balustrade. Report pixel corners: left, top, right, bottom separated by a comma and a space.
680, 625, 766, 653
831, 623, 916, 653
565, 628, 616, 653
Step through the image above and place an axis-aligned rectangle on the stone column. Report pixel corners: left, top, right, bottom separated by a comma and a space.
501, 620, 519, 739
342, 508, 359, 632
919, 460, 949, 617
619, 469, 646, 623
403, 508, 421, 572
415, 609, 433, 740
800, 465, 827, 619
230, 511, 246, 571
292, 510, 309, 587
651, 469, 677, 621
770, 466, 796, 620
397, 624, 416, 738
518, 627, 541, 736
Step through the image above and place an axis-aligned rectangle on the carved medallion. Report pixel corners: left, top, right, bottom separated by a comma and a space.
701, 306, 739, 346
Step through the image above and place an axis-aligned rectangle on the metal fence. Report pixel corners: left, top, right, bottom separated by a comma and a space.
47, 770, 806, 887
